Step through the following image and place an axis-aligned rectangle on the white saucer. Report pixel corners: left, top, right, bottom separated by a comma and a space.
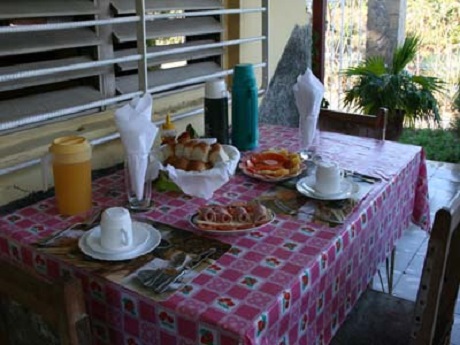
296, 175, 359, 200
84, 223, 151, 254
78, 221, 161, 261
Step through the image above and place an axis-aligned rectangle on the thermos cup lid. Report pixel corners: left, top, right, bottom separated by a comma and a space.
205, 79, 228, 99
233, 64, 256, 84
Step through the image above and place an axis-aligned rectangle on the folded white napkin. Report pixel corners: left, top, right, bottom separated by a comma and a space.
114, 93, 158, 199
293, 68, 325, 150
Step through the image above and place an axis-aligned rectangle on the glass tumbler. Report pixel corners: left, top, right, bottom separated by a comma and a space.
124, 156, 152, 211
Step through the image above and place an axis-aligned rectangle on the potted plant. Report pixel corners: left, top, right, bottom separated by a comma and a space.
342, 34, 445, 140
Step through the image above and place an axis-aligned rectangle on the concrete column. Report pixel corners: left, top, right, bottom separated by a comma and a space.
366, 0, 406, 65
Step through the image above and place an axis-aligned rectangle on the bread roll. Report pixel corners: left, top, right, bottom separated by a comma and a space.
191, 142, 211, 162
175, 143, 185, 158
183, 141, 195, 159
208, 143, 229, 164
174, 157, 189, 170
177, 131, 191, 144
187, 160, 207, 172
164, 156, 178, 167
161, 143, 175, 161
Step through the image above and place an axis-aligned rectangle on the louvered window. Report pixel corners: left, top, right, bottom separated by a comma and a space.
0, 0, 269, 135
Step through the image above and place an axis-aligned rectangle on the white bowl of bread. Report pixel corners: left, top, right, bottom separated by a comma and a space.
150, 131, 240, 199
161, 131, 233, 172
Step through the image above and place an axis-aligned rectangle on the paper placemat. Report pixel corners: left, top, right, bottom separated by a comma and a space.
34, 219, 231, 301
256, 172, 380, 226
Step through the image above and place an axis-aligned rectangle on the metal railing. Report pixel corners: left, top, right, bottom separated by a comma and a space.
0, 0, 270, 176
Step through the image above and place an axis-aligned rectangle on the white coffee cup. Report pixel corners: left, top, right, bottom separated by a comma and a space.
100, 207, 133, 251
315, 161, 344, 195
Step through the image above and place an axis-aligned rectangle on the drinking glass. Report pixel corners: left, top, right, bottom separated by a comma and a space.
124, 157, 152, 211
299, 126, 320, 161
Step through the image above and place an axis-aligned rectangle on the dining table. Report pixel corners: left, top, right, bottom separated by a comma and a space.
0, 124, 430, 345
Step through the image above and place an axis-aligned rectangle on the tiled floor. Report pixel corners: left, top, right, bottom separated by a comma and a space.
372, 160, 460, 344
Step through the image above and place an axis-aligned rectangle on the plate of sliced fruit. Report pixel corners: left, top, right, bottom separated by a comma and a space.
189, 202, 275, 235
239, 148, 305, 182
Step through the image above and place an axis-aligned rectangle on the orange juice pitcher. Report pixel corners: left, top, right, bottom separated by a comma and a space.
42, 136, 92, 215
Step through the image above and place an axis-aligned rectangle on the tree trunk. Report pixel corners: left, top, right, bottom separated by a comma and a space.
386, 110, 405, 141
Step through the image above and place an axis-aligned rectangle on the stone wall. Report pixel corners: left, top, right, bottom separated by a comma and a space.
366, 0, 406, 64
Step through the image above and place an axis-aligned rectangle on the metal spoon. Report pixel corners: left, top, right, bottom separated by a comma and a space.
137, 251, 187, 288
38, 208, 102, 246
153, 248, 217, 293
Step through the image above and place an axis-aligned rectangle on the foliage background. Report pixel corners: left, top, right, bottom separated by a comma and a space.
324, 0, 460, 127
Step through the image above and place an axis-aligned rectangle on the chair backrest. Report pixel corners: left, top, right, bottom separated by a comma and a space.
411, 191, 460, 345
0, 259, 91, 345
318, 107, 388, 140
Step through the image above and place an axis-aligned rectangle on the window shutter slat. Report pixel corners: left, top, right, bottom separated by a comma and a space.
0, 57, 110, 92
113, 17, 223, 44
116, 61, 221, 94
0, 0, 98, 19
0, 29, 100, 57
111, 0, 223, 15
0, 86, 102, 127
115, 40, 222, 72
0, 0, 268, 137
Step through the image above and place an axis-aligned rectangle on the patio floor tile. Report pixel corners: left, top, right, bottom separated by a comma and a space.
372, 159, 460, 344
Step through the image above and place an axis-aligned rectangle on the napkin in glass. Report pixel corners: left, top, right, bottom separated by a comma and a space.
114, 93, 158, 199
293, 68, 325, 151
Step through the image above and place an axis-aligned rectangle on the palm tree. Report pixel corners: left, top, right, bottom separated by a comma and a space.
342, 35, 445, 139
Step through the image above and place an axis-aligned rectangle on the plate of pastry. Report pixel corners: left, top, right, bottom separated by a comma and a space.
189, 202, 275, 235
239, 148, 305, 182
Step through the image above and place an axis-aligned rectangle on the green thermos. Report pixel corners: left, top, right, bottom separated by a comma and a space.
231, 64, 259, 150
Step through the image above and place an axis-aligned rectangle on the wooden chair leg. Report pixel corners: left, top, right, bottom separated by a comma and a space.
377, 269, 386, 292
385, 248, 396, 295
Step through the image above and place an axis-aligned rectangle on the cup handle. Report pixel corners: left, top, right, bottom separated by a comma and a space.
40, 153, 52, 192
121, 228, 130, 246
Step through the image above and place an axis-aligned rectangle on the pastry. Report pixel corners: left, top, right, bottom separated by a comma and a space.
161, 143, 175, 161
174, 143, 185, 158
252, 203, 270, 223
164, 156, 178, 167
174, 157, 189, 170
177, 131, 191, 143
187, 160, 206, 172
183, 141, 195, 159
191, 142, 211, 162
214, 207, 233, 223
233, 206, 252, 223
161, 130, 231, 171
198, 207, 217, 222
208, 143, 229, 164
193, 203, 272, 231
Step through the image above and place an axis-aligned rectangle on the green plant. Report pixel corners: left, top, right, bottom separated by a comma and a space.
342, 35, 445, 127
453, 77, 460, 113
451, 78, 460, 136
399, 127, 460, 163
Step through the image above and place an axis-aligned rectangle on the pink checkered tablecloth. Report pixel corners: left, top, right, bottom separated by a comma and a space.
0, 125, 430, 345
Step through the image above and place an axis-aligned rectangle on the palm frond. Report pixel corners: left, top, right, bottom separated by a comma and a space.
340, 33, 444, 128
412, 75, 446, 94
391, 34, 419, 74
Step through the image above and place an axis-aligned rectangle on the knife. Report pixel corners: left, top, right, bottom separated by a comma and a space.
344, 170, 381, 183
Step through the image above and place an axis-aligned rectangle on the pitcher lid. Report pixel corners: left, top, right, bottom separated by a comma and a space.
49, 136, 90, 154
